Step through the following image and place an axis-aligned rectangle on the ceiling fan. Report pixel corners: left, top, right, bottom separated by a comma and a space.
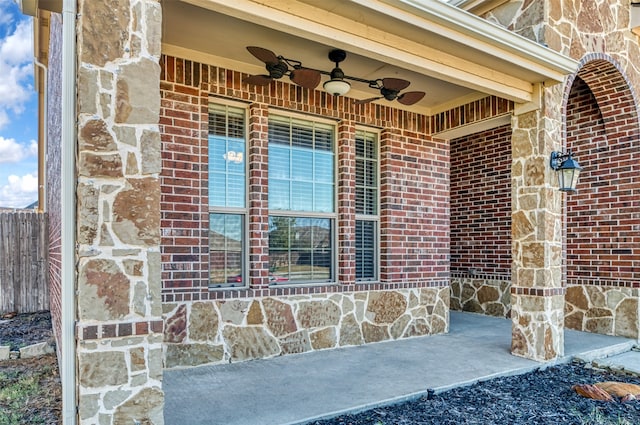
243, 46, 426, 106
243, 46, 321, 89
355, 78, 426, 106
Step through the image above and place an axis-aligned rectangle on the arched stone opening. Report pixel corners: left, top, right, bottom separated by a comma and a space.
563, 55, 640, 339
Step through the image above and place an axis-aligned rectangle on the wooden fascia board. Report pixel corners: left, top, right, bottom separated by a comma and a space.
180, 0, 537, 103
451, 0, 511, 16
372, 0, 578, 80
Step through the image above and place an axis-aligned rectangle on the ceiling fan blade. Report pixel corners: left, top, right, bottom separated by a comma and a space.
397, 91, 425, 105
355, 96, 383, 105
246, 46, 279, 65
243, 74, 274, 86
382, 77, 410, 92
290, 68, 321, 89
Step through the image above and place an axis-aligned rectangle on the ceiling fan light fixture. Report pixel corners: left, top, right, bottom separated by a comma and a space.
324, 78, 351, 96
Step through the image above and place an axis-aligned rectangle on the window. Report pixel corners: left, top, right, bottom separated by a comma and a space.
355, 129, 378, 281
208, 103, 246, 287
268, 115, 335, 284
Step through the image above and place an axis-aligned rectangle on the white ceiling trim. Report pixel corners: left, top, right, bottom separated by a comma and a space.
179, 0, 572, 104
433, 113, 511, 140
380, 0, 578, 79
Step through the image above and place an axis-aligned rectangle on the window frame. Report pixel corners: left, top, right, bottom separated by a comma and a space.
355, 127, 380, 283
208, 98, 249, 290
267, 112, 338, 286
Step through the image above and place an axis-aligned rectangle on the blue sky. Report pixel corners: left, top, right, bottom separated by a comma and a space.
0, 0, 38, 209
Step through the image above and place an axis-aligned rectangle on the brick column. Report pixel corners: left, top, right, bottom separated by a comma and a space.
510, 87, 565, 361
248, 103, 270, 290
337, 120, 356, 284
75, 1, 164, 423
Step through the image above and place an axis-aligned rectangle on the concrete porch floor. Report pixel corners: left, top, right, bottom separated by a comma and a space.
163, 312, 636, 425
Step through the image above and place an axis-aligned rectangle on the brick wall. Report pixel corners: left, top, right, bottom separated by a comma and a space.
46, 13, 63, 346
450, 125, 512, 276
159, 55, 449, 302
564, 56, 640, 338
449, 125, 512, 317
566, 71, 640, 286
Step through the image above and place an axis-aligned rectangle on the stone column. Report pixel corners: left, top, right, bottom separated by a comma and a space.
75, 1, 164, 424
510, 85, 565, 361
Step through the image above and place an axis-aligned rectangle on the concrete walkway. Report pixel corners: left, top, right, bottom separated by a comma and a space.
163, 312, 636, 425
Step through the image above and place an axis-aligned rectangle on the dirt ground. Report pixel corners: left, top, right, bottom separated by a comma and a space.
0, 311, 61, 425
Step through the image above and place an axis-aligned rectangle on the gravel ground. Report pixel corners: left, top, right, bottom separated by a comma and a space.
0, 311, 60, 424
0, 311, 54, 351
312, 363, 640, 425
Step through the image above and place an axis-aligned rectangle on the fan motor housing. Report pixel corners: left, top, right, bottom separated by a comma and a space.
267, 61, 288, 79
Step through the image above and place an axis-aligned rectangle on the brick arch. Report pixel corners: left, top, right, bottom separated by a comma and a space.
563, 54, 640, 143
562, 54, 640, 338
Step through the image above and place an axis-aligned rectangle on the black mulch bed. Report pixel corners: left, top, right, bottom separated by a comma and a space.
312, 363, 640, 425
0, 311, 53, 351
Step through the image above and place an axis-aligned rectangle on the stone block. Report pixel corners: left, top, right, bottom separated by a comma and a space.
112, 178, 161, 245
79, 351, 128, 387
19, 341, 55, 359
79, 0, 130, 67
222, 326, 279, 362
361, 322, 389, 343
263, 298, 297, 337
113, 387, 164, 425
218, 300, 248, 325
339, 314, 363, 347
189, 302, 219, 341
279, 330, 311, 355
297, 300, 341, 328
366, 291, 406, 324
310, 327, 336, 350
246, 301, 264, 325
164, 343, 224, 368
164, 304, 187, 343
0, 346, 9, 360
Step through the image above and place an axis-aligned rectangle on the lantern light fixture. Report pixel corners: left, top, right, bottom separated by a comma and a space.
550, 151, 582, 192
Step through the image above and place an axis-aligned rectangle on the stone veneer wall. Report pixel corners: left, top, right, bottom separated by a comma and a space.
74, 1, 164, 423
450, 275, 511, 318
487, 1, 640, 358
450, 125, 512, 318
164, 288, 449, 367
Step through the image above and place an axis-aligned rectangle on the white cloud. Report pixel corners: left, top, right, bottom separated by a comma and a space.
0, 136, 37, 163
0, 17, 33, 130
0, 172, 38, 208
0, 18, 31, 64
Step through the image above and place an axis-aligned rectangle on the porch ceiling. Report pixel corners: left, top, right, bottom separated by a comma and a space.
162, 0, 578, 115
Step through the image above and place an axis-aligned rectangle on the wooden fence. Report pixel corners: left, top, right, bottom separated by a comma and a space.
0, 211, 49, 314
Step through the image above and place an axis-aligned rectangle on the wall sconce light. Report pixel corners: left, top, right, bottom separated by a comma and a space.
550, 151, 582, 192
323, 50, 351, 96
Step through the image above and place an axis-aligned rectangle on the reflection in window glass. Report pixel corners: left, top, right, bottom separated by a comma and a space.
209, 103, 246, 288
209, 104, 246, 209
267, 115, 335, 284
210, 213, 244, 286
268, 115, 334, 213
269, 216, 332, 283
355, 130, 378, 281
